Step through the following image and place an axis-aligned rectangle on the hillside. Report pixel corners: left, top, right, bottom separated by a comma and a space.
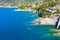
0, 0, 43, 7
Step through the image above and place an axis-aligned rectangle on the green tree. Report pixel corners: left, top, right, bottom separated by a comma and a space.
48, 1, 56, 6
39, 4, 47, 11
44, 0, 56, 7
18, 5, 25, 9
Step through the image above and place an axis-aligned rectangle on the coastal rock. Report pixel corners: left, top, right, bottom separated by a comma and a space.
33, 18, 43, 24
33, 16, 59, 25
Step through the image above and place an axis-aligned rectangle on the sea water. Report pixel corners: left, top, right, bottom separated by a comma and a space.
0, 8, 60, 40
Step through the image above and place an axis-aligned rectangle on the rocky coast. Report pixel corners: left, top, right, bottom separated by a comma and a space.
33, 15, 60, 25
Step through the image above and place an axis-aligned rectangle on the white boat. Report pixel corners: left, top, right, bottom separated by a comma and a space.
57, 18, 60, 29
56, 17, 60, 29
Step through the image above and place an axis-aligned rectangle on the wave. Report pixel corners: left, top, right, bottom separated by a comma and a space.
14, 8, 33, 12
14, 9, 36, 12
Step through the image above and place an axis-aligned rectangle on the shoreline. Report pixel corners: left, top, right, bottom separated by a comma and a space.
0, 7, 59, 26
14, 8, 60, 26
31, 23, 55, 26
0, 6, 18, 8
14, 8, 36, 13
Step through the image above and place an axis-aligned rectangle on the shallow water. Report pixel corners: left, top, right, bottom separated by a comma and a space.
0, 8, 60, 40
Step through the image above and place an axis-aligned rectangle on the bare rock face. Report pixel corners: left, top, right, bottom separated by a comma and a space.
33, 15, 59, 25
33, 18, 43, 24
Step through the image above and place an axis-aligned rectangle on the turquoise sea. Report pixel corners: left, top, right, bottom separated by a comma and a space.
0, 8, 60, 40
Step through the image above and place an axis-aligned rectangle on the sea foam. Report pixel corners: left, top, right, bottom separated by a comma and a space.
14, 8, 33, 12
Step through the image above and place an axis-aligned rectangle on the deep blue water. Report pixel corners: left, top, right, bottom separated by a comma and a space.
0, 8, 60, 40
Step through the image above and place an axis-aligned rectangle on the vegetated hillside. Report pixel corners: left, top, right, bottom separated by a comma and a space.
0, 0, 43, 6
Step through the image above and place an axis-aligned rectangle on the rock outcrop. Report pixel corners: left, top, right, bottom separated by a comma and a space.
33, 15, 59, 25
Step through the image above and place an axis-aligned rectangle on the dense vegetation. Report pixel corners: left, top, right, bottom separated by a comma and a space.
18, 0, 60, 18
